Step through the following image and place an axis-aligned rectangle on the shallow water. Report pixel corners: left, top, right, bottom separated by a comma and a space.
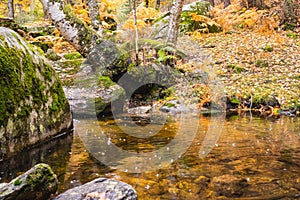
0, 114, 299, 199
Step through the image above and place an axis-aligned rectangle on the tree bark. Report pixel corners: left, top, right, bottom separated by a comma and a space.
208, 0, 214, 7
245, 0, 267, 9
155, 0, 160, 9
87, 0, 102, 34
223, 0, 231, 8
8, 0, 14, 19
145, 0, 149, 8
39, 0, 101, 57
166, 0, 184, 45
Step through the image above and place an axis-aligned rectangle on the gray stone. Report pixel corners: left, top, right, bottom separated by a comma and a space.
0, 163, 58, 200
54, 178, 137, 200
160, 100, 190, 114
0, 27, 73, 159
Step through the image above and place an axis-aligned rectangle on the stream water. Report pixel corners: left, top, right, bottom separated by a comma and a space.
0, 114, 299, 199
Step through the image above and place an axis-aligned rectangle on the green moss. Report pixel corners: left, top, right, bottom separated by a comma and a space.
17, 105, 32, 118
46, 49, 60, 61
30, 41, 54, 53
63, 52, 83, 60
41, 64, 54, 82
98, 76, 115, 88
229, 97, 240, 104
48, 80, 67, 115
165, 102, 175, 107
25, 164, 56, 190
0, 31, 65, 128
13, 179, 22, 186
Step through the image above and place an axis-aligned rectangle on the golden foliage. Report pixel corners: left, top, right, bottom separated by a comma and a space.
210, 2, 279, 33
101, 0, 127, 12
122, 7, 160, 31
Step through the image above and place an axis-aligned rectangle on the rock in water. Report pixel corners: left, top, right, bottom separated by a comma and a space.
0, 163, 58, 200
53, 178, 137, 200
0, 27, 72, 159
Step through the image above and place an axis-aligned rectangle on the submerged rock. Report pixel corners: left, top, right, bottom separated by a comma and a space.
0, 27, 72, 159
0, 163, 58, 200
210, 174, 248, 197
53, 178, 137, 200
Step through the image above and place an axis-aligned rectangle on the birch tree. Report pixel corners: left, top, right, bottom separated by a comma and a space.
166, 0, 184, 45
223, 0, 231, 8
8, 0, 14, 19
39, 0, 101, 57
87, 0, 102, 34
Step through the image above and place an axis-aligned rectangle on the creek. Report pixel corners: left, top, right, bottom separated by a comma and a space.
0, 113, 299, 199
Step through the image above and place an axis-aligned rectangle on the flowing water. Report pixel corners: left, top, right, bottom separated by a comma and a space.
0, 114, 299, 199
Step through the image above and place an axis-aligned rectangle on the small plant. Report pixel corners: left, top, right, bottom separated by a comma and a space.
228, 64, 244, 73
283, 22, 295, 31
286, 32, 298, 39
263, 45, 273, 52
255, 59, 268, 68
229, 97, 241, 104
157, 49, 176, 64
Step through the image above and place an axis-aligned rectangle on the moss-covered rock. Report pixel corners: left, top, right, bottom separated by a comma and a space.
45, 49, 61, 61
29, 41, 54, 53
0, 27, 72, 159
0, 163, 58, 200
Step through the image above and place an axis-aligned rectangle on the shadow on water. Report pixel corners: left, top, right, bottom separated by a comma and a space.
0, 132, 73, 188
0, 114, 300, 199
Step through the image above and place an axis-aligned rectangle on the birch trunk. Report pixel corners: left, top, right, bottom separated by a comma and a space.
8, 0, 14, 19
223, 0, 230, 8
87, 0, 102, 34
166, 0, 184, 45
39, 0, 101, 57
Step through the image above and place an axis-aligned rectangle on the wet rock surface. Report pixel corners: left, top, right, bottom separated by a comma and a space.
0, 27, 72, 159
210, 174, 249, 197
53, 178, 137, 200
0, 163, 58, 200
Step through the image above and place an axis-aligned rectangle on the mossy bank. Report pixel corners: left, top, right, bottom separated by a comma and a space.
0, 27, 72, 159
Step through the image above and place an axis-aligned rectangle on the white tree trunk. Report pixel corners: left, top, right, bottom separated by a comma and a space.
39, 0, 101, 56
8, 0, 14, 19
87, 0, 102, 35
166, 0, 184, 45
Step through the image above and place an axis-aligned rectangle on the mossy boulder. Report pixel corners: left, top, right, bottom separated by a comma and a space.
0, 163, 58, 200
0, 27, 72, 159
67, 74, 125, 118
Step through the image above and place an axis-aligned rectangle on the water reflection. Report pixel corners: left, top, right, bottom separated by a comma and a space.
1, 115, 299, 199
0, 133, 73, 186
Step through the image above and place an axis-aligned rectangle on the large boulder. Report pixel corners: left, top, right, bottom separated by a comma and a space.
0, 163, 58, 200
53, 178, 137, 200
0, 27, 72, 159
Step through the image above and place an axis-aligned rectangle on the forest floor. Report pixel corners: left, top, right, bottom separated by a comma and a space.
176, 29, 300, 114
48, 28, 300, 115
19, 18, 299, 116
